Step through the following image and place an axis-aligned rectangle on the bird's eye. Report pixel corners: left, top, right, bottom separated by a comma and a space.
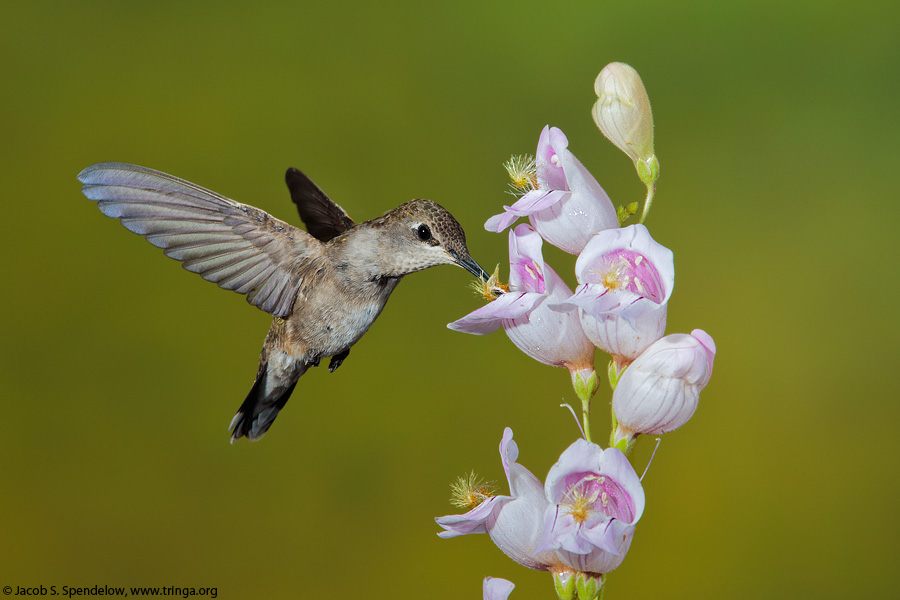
416, 224, 432, 242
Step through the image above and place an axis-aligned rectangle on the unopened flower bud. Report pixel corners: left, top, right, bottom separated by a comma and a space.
576, 572, 604, 600
552, 570, 577, 600
592, 63, 657, 186
484, 577, 515, 600
612, 330, 716, 444
571, 368, 600, 405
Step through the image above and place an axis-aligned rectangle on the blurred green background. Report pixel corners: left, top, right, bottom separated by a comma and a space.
2, 0, 898, 598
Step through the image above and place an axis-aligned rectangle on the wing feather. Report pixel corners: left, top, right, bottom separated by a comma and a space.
78, 162, 322, 318
284, 168, 355, 242
146, 230, 238, 250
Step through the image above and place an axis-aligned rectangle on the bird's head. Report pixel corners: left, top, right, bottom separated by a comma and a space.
377, 199, 490, 281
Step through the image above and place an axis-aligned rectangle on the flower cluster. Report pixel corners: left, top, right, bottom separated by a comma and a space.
437, 63, 717, 599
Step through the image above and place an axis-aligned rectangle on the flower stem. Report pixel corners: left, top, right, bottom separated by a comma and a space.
571, 369, 600, 443
609, 409, 618, 449
638, 181, 655, 224
609, 406, 638, 456
581, 395, 592, 443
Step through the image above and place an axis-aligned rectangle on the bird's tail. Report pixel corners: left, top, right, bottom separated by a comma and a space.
229, 365, 299, 443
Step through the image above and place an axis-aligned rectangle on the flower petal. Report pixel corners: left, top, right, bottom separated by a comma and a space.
499, 427, 518, 481
485, 209, 521, 234
483, 578, 515, 600
578, 302, 668, 362
503, 266, 594, 368
530, 149, 618, 254
509, 189, 570, 215
487, 462, 555, 570
436, 495, 506, 538
509, 224, 547, 294
484, 190, 572, 234
543, 439, 602, 503
536, 125, 570, 191
448, 292, 541, 335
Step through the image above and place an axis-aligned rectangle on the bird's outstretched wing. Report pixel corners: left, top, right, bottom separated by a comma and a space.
79, 162, 323, 318
285, 168, 355, 242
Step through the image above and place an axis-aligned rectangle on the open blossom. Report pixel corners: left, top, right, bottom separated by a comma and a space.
436, 428, 560, 571
535, 439, 644, 574
485, 126, 618, 254
436, 430, 644, 577
555, 224, 674, 365
449, 224, 594, 375
613, 329, 716, 442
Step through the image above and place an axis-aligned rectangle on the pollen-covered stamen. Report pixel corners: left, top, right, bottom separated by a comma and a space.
591, 249, 665, 304
559, 473, 636, 525
449, 471, 497, 509
470, 264, 509, 300
503, 154, 538, 196
596, 255, 633, 291
561, 485, 600, 524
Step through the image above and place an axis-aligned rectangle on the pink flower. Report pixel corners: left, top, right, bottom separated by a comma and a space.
436, 430, 644, 576
535, 440, 644, 574
612, 329, 716, 441
485, 126, 618, 254
555, 224, 674, 365
449, 225, 594, 374
436, 428, 561, 571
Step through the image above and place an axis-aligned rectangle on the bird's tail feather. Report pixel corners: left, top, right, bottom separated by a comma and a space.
229, 366, 298, 443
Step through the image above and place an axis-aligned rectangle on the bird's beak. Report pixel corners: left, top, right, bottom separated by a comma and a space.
450, 250, 491, 282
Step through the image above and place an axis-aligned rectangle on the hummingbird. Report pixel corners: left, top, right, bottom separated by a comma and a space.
78, 162, 489, 442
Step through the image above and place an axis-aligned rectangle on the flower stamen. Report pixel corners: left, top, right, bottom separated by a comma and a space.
524, 262, 542, 281
596, 255, 633, 291
589, 250, 665, 303
449, 471, 497, 510
503, 154, 537, 196
470, 264, 509, 300
633, 276, 645, 294
562, 485, 599, 525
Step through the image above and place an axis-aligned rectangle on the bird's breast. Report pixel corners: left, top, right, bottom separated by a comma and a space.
285, 275, 400, 357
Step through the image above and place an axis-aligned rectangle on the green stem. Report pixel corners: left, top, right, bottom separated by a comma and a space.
610, 403, 639, 456
581, 395, 592, 443
638, 181, 655, 224
609, 408, 618, 449
572, 369, 599, 443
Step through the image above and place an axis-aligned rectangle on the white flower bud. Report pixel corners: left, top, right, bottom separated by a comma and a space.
612, 330, 716, 439
592, 63, 658, 185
